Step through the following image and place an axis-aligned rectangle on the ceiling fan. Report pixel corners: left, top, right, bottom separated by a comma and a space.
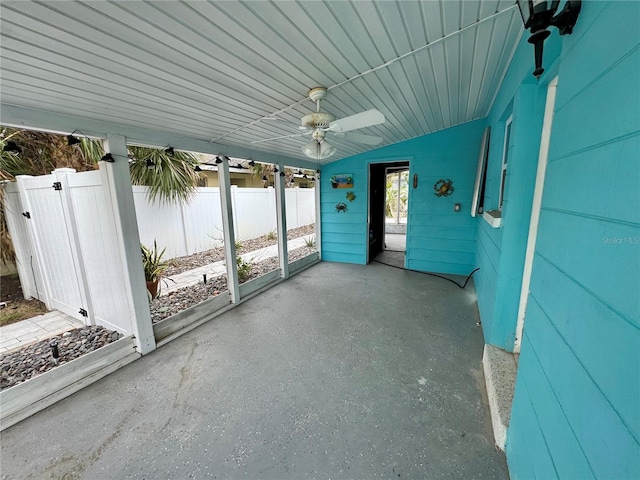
252, 87, 385, 160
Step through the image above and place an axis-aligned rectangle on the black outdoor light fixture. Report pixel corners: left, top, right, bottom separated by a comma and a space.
516, 0, 582, 79
101, 153, 115, 162
215, 156, 223, 164
2, 141, 21, 153
66, 130, 82, 146
164, 145, 175, 156
194, 165, 202, 172
146, 159, 155, 169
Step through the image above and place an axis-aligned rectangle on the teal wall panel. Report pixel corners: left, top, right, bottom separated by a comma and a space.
320, 119, 486, 275
516, 300, 639, 479
506, 373, 559, 480
529, 254, 640, 436
502, 1, 640, 477
474, 77, 549, 350
508, 335, 595, 479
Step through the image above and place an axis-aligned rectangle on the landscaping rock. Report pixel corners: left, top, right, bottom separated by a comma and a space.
0, 326, 123, 391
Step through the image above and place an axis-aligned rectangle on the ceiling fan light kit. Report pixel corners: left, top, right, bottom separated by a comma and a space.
257, 86, 386, 160
303, 139, 336, 160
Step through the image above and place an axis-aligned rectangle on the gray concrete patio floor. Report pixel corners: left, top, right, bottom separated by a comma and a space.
0, 261, 507, 479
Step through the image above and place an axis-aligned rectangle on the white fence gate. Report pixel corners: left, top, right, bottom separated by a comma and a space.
16, 172, 88, 322
4, 169, 316, 334
5, 170, 134, 334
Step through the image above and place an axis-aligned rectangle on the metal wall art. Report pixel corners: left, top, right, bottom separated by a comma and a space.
335, 202, 348, 213
434, 179, 454, 197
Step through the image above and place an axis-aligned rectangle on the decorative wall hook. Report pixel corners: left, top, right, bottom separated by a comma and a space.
335, 202, 348, 213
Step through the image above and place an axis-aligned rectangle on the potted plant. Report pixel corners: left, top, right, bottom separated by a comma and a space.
141, 240, 169, 299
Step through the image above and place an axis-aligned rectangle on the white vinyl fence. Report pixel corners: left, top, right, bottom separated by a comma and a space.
134, 185, 315, 259
3, 169, 315, 332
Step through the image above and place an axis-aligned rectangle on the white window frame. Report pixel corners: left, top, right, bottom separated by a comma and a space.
499, 115, 513, 211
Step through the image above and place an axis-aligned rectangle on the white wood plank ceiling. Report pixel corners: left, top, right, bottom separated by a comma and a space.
0, 0, 522, 163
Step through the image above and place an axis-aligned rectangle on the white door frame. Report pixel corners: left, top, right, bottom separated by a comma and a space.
514, 76, 559, 353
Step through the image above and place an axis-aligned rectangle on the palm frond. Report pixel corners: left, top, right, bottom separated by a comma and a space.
129, 147, 201, 204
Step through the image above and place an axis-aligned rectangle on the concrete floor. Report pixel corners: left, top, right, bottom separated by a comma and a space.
384, 233, 406, 252
0, 262, 507, 479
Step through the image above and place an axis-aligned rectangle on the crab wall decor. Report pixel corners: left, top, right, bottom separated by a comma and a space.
335, 202, 348, 213
345, 191, 356, 202
434, 179, 454, 197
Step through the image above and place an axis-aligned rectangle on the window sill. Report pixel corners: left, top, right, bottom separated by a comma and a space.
482, 209, 502, 228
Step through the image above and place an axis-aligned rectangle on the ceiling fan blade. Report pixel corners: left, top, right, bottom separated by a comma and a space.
328, 109, 385, 132
332, 132, 383, 146
250, 132, 307, 144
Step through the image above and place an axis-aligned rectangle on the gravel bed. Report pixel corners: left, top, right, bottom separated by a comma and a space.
165, 224, 315, 276
150, 245, 317, 323
150, 275, 228, 323
0, 326, 123, 391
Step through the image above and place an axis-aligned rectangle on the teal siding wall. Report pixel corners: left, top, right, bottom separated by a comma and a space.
321, 120, 485, 275
474, 33, 562, 350
505, 2, 640, 478
321, 160, 370, 265
405, 120, 485, 276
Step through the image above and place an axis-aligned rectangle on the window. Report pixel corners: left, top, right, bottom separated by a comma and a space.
499, 116, 512, 210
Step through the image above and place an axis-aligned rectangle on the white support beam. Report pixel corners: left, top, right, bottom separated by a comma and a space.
315, 170, 322, 260
0, 105, 317, 169
101, 135, 156, 354
218, 157, 240, 303
274, 163, 289, 279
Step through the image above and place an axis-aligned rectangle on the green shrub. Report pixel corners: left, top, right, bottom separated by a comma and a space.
236, 256, 252, 282
304, 236, 316, 248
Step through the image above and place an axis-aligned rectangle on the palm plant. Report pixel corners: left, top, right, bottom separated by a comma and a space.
0, 128, 203, 267
127, 146, 201, 204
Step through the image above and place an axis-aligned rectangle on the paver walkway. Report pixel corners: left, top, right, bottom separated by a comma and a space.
162, 235, 312, 295
0, 310, 85, 354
